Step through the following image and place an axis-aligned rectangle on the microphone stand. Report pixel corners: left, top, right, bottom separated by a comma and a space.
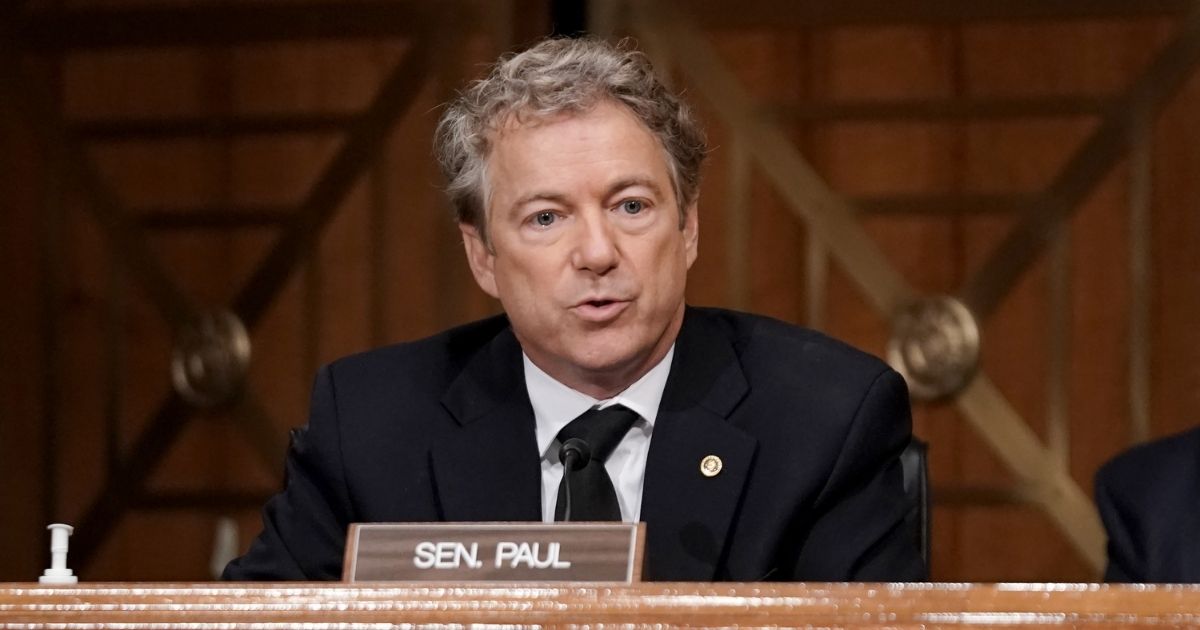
558, 438, 591, 522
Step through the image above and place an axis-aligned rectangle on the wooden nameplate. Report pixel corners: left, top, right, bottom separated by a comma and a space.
343, 522, 645, 583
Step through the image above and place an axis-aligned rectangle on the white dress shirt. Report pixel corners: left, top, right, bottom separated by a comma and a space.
524, 346, 674, 523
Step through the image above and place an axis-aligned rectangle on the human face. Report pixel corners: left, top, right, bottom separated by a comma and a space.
460, 101, 699, 399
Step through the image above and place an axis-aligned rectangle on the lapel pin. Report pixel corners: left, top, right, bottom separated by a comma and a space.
700, 455, 723, 477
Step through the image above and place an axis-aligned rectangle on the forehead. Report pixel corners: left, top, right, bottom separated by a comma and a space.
484, 102, 672, 208
490, 102, 664, 164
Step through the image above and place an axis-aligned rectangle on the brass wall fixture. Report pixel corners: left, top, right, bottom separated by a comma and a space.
887, 296, 981, 401
170, 310, 251, 407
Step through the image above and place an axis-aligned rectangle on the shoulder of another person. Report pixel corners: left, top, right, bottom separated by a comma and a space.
1099, 426, 1200, 493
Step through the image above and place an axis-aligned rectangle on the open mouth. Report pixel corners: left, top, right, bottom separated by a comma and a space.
574, 299, 628, 322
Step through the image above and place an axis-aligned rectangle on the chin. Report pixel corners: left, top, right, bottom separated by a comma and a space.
571, 344, 650, 376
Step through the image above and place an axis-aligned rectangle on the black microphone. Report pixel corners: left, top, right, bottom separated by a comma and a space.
558, 438, 591, 522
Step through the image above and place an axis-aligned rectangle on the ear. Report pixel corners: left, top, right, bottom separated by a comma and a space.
683, 201, 699, 269
459, 222, 500, 299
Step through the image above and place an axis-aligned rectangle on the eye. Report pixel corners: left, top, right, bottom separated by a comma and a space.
619, 199, 645, 215
533, 211, 556, 227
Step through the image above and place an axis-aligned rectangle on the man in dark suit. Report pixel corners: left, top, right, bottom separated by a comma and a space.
225, 37, 923, 582
1095, 426, 1200, 583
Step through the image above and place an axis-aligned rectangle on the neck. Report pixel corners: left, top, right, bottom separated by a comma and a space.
566, 353, 667, 400
523, 310, 684, 400
536, 343, 670, 400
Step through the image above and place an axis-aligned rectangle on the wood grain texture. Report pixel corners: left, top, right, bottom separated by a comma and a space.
2, 582, 1200, 627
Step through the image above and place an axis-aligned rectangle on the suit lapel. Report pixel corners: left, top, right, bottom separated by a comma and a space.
641, 309, 757, 581
431, 326, 542, 521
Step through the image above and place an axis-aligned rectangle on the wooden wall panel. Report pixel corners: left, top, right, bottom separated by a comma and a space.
1151, 68, 1200, 441
1067, 172, 1134, 480
1, 1, 522, 579
55, 206, 115, 530
61, 50, 211, 119
746, 177, 810, 322
686, 13, 1197, 581
683, 72, 732, 309
961, 21, 1169, 97
811, 26, 955, 349
0, 117, 51, 580
377, 89, 459, 340
693, 33, 814, 320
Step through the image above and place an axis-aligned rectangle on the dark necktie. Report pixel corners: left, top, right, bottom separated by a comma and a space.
554, 405, 639, 521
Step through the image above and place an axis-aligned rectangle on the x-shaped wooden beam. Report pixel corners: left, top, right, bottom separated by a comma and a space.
1, 17, 433, 569
633, 0, 1200, 572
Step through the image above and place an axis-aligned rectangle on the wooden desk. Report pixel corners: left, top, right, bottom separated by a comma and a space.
3, 582, 1199, 627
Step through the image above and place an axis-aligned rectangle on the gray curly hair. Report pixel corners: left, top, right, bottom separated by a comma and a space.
434, 37, 708, 243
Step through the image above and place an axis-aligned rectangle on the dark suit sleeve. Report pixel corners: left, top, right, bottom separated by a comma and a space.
223, 365, 354, 580
791, 369, 926, 581
1095, 463, 1143, 583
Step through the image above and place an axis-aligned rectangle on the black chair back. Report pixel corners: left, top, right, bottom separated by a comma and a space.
899, 437, 930, 572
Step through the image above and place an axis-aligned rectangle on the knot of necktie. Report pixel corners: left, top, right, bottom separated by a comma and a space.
556, 405, 639, 463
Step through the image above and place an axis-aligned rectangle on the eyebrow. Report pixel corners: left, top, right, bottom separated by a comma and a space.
510, 191, 570, 209
506, 177, 667, 214
508, 176, 667, 206
605, 177, 665, 200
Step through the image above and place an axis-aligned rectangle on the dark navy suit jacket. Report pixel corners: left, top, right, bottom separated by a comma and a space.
1095, 426, 1200, 583
224, 307, 924, 581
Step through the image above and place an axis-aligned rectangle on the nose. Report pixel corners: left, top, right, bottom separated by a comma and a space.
570, 211, 618, 274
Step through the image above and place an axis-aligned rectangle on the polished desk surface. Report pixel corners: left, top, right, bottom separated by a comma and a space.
3, 582, 1200, 627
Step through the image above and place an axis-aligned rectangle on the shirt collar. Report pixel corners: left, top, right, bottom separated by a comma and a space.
525, 345, 674, 459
